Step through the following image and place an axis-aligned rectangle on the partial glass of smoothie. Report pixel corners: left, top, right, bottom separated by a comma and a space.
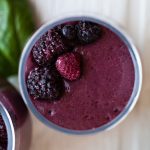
25, 20, 135, 131
0, 78, 32, 149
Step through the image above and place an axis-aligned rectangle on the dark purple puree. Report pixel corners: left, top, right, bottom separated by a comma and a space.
0, 115, 7, 150
26, 22, 135, 130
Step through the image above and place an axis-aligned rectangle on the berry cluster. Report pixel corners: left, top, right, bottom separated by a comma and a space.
27, 21, 101, 101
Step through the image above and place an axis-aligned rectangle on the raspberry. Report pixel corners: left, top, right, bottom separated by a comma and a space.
0, 115, 7, 149
27, 67, 64, 100
76, 21, 101, 44
56, 52, 81, 81
62, 24, 76, 40
32, 29, 68, 66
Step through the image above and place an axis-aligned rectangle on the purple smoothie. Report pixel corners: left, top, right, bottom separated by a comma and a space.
0, 115, 7, 150
26, 22, 135, 130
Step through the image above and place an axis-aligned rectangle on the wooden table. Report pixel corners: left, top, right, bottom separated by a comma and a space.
23, 0, 150, 149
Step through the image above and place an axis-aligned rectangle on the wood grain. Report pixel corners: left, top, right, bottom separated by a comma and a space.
27, 0, 150, 149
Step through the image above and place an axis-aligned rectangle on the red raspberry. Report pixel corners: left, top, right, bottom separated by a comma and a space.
56, 52, 81, 81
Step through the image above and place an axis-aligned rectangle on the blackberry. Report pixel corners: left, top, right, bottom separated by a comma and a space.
47, 29, 67, 56
27, 67, 64, 101
76, 21, 101, 44
32, 33, 53, 66
54, 24, 63, 34
32, 29, 68, 66
62, 24, 76, 40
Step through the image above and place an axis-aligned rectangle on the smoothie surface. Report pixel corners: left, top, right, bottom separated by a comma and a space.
26, 23, 135, 130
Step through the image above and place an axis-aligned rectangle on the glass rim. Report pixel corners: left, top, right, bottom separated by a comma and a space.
19, 14, 142, 135
0, 102, 15, 149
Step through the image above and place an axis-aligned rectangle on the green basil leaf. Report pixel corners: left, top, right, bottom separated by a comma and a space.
0, 0, 35, 77
15, 0, 35, 48
0, 50, 15, 77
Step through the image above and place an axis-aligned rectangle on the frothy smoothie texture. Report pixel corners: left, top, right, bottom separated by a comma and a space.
25, 20, 135, 131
